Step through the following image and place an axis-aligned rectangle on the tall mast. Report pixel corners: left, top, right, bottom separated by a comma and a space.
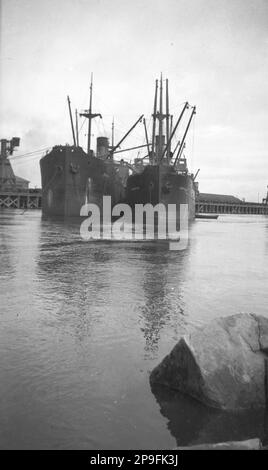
166, 79, 170, 160
112, 117, 115, 148
87, 73, 93, 154
158, 73, 163, 162
151, 79, 158, 159
67, 95, 76, 147
75, 109, 79, 147
79, 73, 102, 156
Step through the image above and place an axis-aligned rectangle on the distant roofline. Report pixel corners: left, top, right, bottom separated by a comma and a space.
15, 175, 30, 183
199, 192, 241, 199
197, 192, 242, 203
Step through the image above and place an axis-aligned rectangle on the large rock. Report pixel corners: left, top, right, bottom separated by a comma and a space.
150, 383, 266, 446
150, 313, 268, 410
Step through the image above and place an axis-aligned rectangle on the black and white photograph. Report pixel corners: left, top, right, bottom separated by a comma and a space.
0, 0, 268, 456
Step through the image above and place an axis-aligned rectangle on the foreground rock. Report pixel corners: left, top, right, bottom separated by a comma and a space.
150, 313, 268, 410
151, 382, 266, 446
177, 438, 262, 450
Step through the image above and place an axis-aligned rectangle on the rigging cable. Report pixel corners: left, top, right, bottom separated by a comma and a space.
9, 147, 51, 159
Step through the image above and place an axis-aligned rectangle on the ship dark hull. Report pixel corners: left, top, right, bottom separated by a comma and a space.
40, 146, 124, 217
125, 165, 196, 221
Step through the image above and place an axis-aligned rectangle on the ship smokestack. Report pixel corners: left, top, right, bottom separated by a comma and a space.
155, 135, 165, 157
97, 137, 109, 159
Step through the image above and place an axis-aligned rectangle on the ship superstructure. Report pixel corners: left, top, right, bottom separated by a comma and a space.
125, 76, 197, 222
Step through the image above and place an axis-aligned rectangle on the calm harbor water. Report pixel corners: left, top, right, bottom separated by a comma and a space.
0, 210, 268, 449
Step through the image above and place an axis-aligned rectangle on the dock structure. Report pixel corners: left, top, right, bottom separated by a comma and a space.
0, 137, 42, 210
0, 189, 42, 209
1, 136, 267, 215
196, 193, 268, 215
1, 190, 267, 214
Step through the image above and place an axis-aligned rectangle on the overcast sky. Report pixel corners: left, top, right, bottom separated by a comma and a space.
1, 0, 268, 201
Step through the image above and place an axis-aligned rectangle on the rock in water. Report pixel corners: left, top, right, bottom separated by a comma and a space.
150, 313, 268, 410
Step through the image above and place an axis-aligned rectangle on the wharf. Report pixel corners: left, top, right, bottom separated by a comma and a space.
0, 137, 42, 210
0, 189, 268, 215
0, 189, 42, 209
196, 193, 268, 215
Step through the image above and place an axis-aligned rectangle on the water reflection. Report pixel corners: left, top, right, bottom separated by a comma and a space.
2, 211, 268, 448
138, 244, 189, 357
151, 383, 267, 446
0, 210, 26, 281
37, 215, 191, 356
264, 216, 268, 255
36, 218, 115, 343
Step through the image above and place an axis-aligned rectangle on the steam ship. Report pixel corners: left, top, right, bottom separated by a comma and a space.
40, 141, 123, 217
40, 79, 142, 217
40, 76, 198, 221
125, 76, 198, 222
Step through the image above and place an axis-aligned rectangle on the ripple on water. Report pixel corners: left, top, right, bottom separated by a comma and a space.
1, 211, 268, 448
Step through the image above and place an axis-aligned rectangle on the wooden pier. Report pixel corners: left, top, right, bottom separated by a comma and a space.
0, 191, 267, 214
0, 189, 42, 210
196, 194, 268, 215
